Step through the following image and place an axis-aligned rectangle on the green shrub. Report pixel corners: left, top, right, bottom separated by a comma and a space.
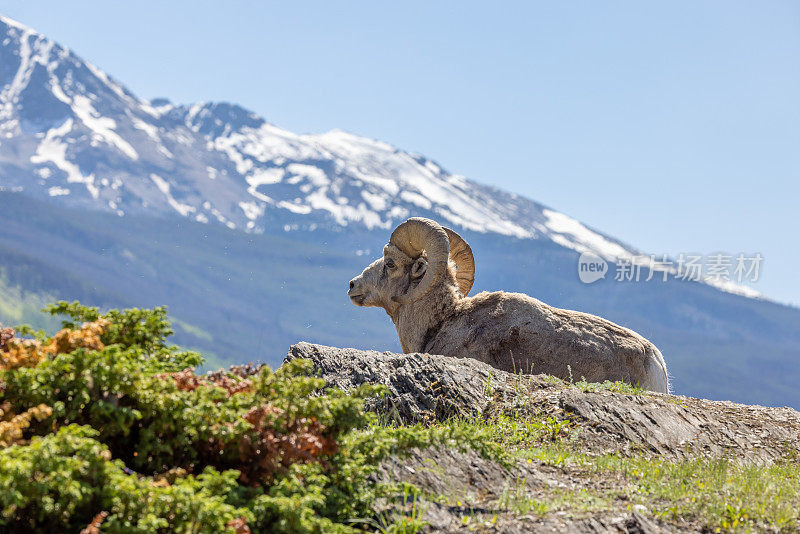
0, 301, 497, 532
0, 425, 251, 533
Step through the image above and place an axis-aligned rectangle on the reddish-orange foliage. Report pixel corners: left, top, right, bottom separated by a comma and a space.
154, 370, 332, 484
0, 404, 53, 447
80, 511, 109, 534
0, 339, 44, 371
155, 368, 205, 392
0, 319, 110, 371
49, 318, 109, 355
151, 467, 188, 487
220, 363, 263, 379
234, 404, 337, 485
0, 325, 13, 351
209, 373, 252, 396
156, 368, 252, 397
226, 517, 251, 534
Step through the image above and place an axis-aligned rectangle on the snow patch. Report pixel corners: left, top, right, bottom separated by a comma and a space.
361, 190, 388, 211
0, 24, 34, 121
149, 174, 196, 216
542, 209, 629, 259
72, 95, 138, 160
245, 168, 283, 202
238, 200, 265, 221
305, 187, 385, 229
399, 191, 432, 210
277, 201, 312, 214
0, 15, 32, 31
84, 60, 140, 111
30, 119, 99, 199
388, 205, 410, 219
49, 79, 71, 105
286, 163, 328, 186
47, 186, 70, 196
131, 117, 160, 141
703, 278, 762, 299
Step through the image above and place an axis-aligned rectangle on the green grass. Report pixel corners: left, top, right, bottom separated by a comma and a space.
373, 370, 798, 532
173, 318, 214, 343
0, 276, 61, 333
540, 371, 650, 396
552, 451, 800, 532
497, 481, 549, 516
349, 484, 429, 534
402, 411, 800, 533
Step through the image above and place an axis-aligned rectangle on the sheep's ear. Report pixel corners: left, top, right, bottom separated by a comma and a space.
410, 257, 427, 279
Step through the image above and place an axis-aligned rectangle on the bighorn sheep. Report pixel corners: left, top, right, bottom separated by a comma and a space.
348, 217, 669, 393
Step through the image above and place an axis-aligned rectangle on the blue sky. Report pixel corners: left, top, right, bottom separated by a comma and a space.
4, 1, 799, 305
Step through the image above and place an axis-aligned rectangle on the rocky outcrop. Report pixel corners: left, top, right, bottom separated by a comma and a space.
284, 342, 542, 423
281, 343, 800, 532
285, 342, 800, 463
372, 445, 670, 533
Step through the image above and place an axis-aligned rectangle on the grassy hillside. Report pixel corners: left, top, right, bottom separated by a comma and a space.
0, 240, 122, 333
0, 192, 397, 364
0, 278, 59, 332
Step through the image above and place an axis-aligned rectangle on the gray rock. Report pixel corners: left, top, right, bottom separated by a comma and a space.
373, 446, 677, 533
278, 343, 800, 532
285, 342, 800, 462
285, 341, 549, 423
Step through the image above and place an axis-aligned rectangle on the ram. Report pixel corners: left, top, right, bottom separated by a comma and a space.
348, 217, 669, 393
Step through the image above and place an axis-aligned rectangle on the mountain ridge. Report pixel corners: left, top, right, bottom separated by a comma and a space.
0, 16, 740, 282
1, 14, 798, 408
0, 14, 764, 300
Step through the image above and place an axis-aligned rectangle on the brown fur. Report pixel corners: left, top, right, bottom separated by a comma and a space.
348, 246, 669, 393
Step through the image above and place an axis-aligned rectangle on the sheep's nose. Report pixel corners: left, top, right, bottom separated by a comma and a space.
349, 281, 355, 290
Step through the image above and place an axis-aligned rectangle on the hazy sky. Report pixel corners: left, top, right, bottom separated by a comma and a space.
4, 1, 798, 305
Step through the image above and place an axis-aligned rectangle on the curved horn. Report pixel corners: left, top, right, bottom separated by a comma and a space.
390, 217, 449, 305
443, 227, 474, 297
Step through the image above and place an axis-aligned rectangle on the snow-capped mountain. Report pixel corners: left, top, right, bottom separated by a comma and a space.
0, 13, 766, 304
0, 14, 637, 261
3, 14, 800, 408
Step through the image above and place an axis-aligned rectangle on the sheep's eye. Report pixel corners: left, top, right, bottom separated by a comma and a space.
385, 258, 396, 269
